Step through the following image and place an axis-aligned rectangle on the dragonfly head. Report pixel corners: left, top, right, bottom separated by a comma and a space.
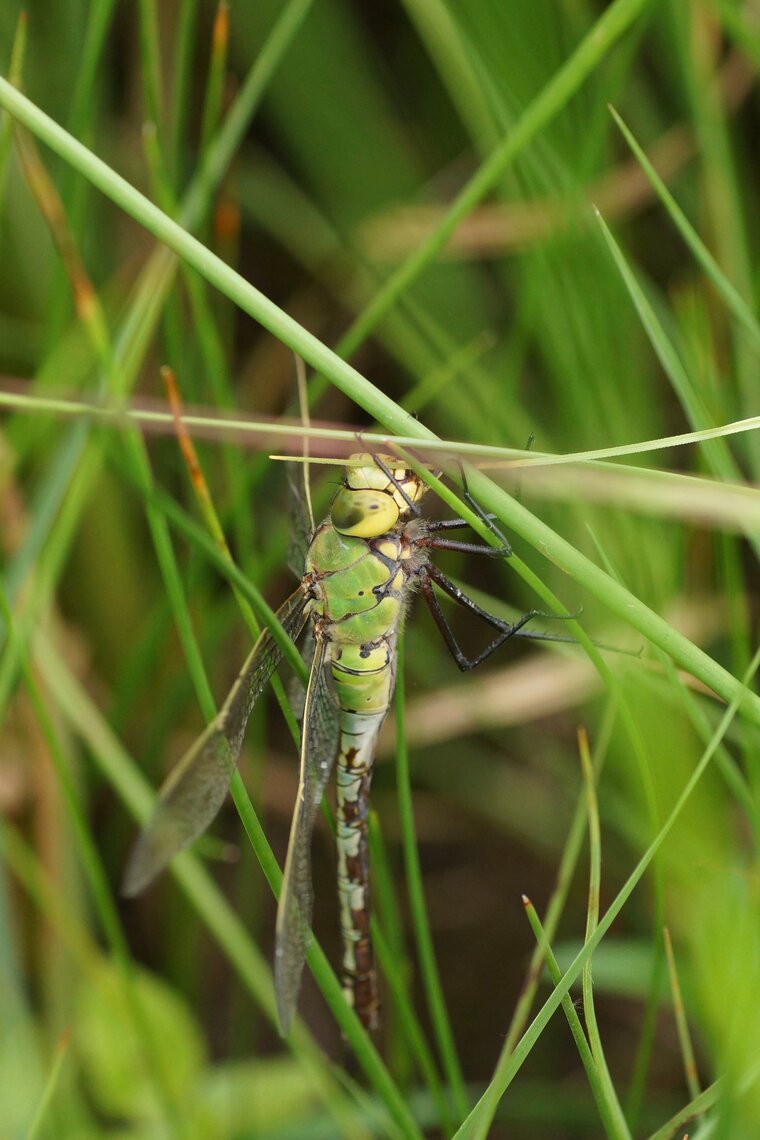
330, 452, 430, 537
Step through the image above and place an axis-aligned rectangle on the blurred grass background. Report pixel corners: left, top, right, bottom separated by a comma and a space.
2, 1, 760, 1137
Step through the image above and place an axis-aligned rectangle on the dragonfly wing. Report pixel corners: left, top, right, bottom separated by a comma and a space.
286, 621, 314, 725
286, 358, 316, 577
122, 587, 310, 897
274, 633, 340, 1034
286, 460, 315, 579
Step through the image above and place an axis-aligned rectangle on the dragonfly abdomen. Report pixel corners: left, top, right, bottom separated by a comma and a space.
331, 627, 398, 1031
334, 706, 388, 1032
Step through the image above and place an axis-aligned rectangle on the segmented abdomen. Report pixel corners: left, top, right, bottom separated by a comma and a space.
332, 638, 396, 1031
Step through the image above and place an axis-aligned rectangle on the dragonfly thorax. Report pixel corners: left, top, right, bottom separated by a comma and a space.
330, 452, 429, 538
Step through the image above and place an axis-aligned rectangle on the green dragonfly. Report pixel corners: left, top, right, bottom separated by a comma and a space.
123, 452, 565, 1034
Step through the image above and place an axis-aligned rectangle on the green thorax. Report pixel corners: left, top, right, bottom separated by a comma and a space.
305, 522, 407, 640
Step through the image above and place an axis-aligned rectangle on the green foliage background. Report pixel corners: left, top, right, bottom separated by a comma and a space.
1, 1, 760, 1137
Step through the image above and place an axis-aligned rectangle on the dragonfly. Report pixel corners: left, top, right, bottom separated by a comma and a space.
123, 451, 567, 1034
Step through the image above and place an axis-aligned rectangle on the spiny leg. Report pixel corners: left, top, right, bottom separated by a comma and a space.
419, 562, 576, 671
425, 515, 500, 532
422, 510, 511, 557
426, 561, 576, 629
418, 534, 510, 559
454, 459, 512, 556
422, 566, 634, 658
419, 567, 537, 671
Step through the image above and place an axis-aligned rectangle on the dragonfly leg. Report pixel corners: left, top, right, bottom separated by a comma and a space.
422, 565, 636, 658
418, 535, 509, 559
454, 459, 513, 556
369, 451, 424, 518
425, 514, 499, 532
421, 509, 510, 559
419, 564, 548, 671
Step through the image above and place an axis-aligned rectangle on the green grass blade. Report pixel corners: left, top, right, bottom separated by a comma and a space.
646, 1081, 721, 1140
663, 927, 702, 1104
65, 0, 119, 138
22, 1031, 71, 1140
523, 896, 627, 1136
169, 0, 200, 183
594, 210, 737, 475
579, 728, 632, 1139
502, 703, 618, 1056
137, 0, 166, 142
199, 2, 229, 155
608, 106, 760, 356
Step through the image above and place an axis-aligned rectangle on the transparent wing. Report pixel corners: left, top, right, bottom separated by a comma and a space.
285, 453, 315, 720
286, 354, 316, 578
286, 460, 315, 579
286, 621, 314, 725
274, 634, 340, 1034
122, 588, 310, 897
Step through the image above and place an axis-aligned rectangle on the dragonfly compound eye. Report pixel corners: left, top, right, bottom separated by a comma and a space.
331, 488, 400, 537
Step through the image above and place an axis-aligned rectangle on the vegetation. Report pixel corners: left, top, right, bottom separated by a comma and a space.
1, 1, 759, 1137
